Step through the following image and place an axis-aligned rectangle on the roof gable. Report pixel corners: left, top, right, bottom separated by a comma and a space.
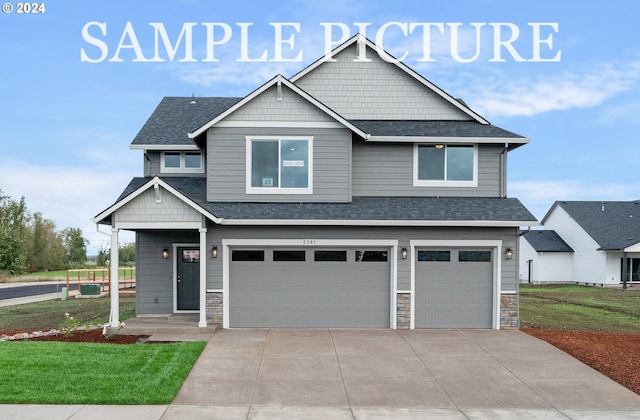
291, 35, 488, 123
543, 200, 640, 250
188, 75, 368, 139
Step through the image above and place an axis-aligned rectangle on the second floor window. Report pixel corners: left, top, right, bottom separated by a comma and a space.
246, 136, 313, 194
161, 151, 203, 173
414, 144, 477, 187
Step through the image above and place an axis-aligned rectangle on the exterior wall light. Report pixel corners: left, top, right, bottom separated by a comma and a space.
401, 247, 408, 259
211, 246, 218, 258
505, 248, 513, 260
162, 248, 169, 259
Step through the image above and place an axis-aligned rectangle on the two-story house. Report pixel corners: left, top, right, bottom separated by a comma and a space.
94, 35, 537, 330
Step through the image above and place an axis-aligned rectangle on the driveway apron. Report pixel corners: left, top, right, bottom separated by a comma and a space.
173, 329, 640, 417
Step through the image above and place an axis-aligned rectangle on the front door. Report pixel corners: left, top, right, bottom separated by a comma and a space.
177, 247, 200, 311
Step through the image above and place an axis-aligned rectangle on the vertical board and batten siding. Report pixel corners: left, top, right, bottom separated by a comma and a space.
352, 140, 502, 197
294, 43, 472, 121
518, 238, 537, 283
144, 151, 206, 178
544, 207, 605, 284
207, 127, 352, 202
205, 224, 518, 291
136, 231, 198, 314
115, 187, 202, 224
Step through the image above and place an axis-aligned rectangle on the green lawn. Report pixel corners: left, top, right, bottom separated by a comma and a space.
520, 284, 640, 332
0, 340, 206, 404
0, 296, 137, 331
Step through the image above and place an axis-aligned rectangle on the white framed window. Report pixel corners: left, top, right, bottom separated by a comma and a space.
246, 136, 313, 194
161, 151, 204, 173
413, 144, 477, 187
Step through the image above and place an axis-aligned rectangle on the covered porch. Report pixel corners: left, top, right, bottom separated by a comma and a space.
93, 178, 218, 330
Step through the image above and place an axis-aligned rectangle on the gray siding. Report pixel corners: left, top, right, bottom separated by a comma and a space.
136, 230, 199, 314
206, 224, 518, 292
207, 127, 351, 202
144, 151, 205, 178
115, 186, 202, 225
294, 43, 472, 121
352, 140, 502, 197
225, 85, 335, 122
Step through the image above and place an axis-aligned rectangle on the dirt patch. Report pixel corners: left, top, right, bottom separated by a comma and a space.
1, 329, 150, 344
523, 328, 640, 395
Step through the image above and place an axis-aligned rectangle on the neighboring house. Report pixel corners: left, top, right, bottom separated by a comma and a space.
519, 230, 573, 284
93, 35, 537, 330
533, 200, 640, 287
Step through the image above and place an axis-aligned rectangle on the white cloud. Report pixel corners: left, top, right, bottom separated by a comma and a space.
0, 160, 135, 255
447, 60, 640, 118
509, 179, 640, 220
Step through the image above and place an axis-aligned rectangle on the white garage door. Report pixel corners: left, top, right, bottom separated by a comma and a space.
229, 247, 391, 328
415, 248, 494, 328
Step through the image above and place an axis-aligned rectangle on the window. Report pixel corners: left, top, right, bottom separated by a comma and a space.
246, 136, 313, 194
414, 144, 476, 187
273, 250, 306, 262
621, 258, 640, 282
418, 250, 450, 262
232, 250, 265, 262
314, 250, 347, 262
459, 250, 492, 262
161, 151, 203, 173
355, 250, 388, 262
182, 250, 200, 263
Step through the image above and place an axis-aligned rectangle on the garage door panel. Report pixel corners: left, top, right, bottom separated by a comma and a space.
230, 247, 390, 328
415, 248, 493, 329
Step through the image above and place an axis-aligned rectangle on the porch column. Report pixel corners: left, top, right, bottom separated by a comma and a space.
199, 227, 207, 327
110, 228, 120, 327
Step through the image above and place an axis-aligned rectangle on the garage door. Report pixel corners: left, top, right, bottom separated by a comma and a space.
229, 247, 390, 328
415, 249, 493, 328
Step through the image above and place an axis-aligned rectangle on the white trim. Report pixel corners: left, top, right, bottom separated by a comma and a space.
368, 136, 529, 144
160, 151, 204, 174
216, 121, 344, 129
221, 238, 398, 329
206, 289, 224, 293
501, 290, 517, 295
199, 228, 207, 327
115, 222, 203, 230
221, 219, 538, 228
130, 144, 200, 151
109, 228, 120, 328
188, 75, 369, 139
290, 34, 489, 125
245, 136, 314, 195
93, 176, 222, 225
410, 240, 503, 330
413, 144, 478, 188
173, 242, 200, 314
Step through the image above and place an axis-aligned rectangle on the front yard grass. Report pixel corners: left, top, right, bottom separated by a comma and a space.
520, 284, 640, 332
0, 340, 205, 404
0, 296, 137, 332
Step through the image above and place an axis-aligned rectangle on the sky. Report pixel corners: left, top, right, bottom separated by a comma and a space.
1, 0, 639, 254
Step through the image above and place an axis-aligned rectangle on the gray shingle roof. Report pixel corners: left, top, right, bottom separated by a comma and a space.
521, 230, 573, 252
131, 97, 242, 146
548, 201, 640, 250
113, 177, 537, 224
350, 120, 526, 139
130, 97, 527, 148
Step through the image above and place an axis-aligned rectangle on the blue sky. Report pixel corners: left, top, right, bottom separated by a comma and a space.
1, 0, 639, 254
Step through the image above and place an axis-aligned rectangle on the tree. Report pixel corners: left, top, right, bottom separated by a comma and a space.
29, 212, 65, 271
119, 242, 136, 266
0, 190, 29, 274
62, 227, 88, 268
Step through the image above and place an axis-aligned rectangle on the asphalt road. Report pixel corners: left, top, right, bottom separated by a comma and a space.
0, 283, 84, 300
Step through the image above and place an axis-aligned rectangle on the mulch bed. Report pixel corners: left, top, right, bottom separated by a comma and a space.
1, 329, 150, 344
522, 329, 640, 395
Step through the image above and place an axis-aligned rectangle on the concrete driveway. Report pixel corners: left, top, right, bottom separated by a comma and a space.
170, 329, 640, 419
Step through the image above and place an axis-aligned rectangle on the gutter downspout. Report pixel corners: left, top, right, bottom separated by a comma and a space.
500, 143, 509, 198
